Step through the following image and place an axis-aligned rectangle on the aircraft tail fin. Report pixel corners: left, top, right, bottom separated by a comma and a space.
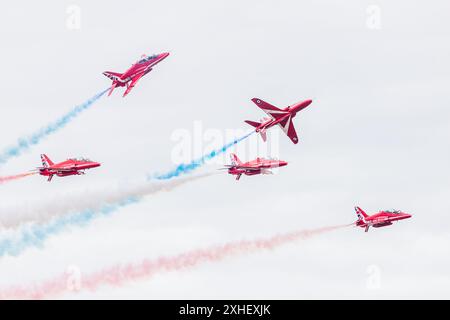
41, 154, 54, 168
230, 153, 243, 166
355, 206, 369, 221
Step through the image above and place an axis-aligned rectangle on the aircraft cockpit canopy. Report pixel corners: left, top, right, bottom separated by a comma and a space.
385, 209, 402, 214
137, 54, 158, 64
68, 157, 91, 162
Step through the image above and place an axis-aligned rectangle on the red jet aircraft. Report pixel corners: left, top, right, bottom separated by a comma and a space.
103, 52, 169, 97
354, 206, 412, 232
222, 153, 288, 180
36, 154, 101, 182
245, 98, 312, 144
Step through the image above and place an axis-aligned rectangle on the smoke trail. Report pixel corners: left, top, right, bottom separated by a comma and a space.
0, 224, 350, 299
0, 197, 138, 257
0, 131, 252, 228
154, 131, 254, 180
0, 88, 109, 166
0, 130, 252, 253
0, 174, 214, 258
0, 172, 36, 185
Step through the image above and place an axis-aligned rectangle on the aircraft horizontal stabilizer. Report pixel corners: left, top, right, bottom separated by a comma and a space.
245, 120, 261, 128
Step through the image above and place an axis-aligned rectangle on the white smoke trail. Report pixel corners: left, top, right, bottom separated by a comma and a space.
0, 172, 215, 230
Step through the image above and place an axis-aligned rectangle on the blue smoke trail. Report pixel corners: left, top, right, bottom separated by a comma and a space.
0, 88, 109, 165
154, 131, 254, 180
0, 197, 138, 257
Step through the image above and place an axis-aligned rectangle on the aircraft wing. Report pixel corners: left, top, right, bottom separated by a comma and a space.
36, 166, 75, 172
252, 98, 289, 120
376, 217, 391, 223
45, 166, 78, 172
278, 116, 299, 144
223, 165, 261, 170
237, 166, 262, 170
56, 168, 77, 172
123, 71, 148, 97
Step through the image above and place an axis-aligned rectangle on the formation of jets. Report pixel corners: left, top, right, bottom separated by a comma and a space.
25, 53, 170, 182
223, 97, 308, 179
11, 51, 411, 232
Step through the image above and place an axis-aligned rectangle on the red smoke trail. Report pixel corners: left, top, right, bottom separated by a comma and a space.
0, 224, 350, 299
0, 172, 36, 184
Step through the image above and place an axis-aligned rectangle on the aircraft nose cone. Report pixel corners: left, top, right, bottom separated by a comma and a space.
160, 52, 170, 59
279, 161, 288, 167
93, 162, 101, 168
291, 99, 313, 111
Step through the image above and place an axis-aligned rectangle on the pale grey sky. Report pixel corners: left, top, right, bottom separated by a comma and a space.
0, 0, 449, 299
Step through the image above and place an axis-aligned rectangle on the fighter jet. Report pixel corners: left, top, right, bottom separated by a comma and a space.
36, 154, 101, 182
103, 52, 169, 97
222, 153, 288, 180
354, 206, 412, 232
245, 98, 312, 144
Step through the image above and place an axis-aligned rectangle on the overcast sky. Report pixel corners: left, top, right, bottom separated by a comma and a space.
0, 0, 449, 299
